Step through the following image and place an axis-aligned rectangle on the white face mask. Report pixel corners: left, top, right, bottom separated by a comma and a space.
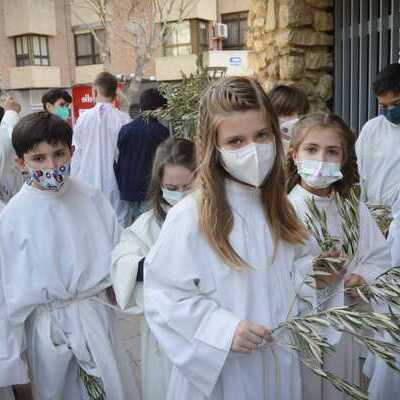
297, 159, 343, 189
219, 142, 276, 187
279, 117, 299, 139
162, 188, 186, 206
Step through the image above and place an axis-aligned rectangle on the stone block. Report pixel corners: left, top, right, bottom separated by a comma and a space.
279, 55, 305, 80
279, 4, 313, 28
316, 74, 333, 99
305, 0, 334, 9
288, 29, 334, 46
305, 51, 333, 70
314, 9, 333, 31
253, 17, 266, 28
267, 61, 279, 79
265, 0, 277, 32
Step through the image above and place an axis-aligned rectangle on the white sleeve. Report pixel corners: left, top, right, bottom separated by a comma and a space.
71, 119, 83, 176
388, 213, 400, 266
144, 210, 240, 397
353, 202, 392, 283
355, 126, 367, 202
0, 111, 19, 137
111, 228, 145, 311
0, 245, 29, 386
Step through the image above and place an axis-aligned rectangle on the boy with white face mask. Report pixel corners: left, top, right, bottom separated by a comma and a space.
356, 63, 400, 207
287, 113, 391, 400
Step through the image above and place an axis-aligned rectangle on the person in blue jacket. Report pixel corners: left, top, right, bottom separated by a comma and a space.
115, 88, 169, 223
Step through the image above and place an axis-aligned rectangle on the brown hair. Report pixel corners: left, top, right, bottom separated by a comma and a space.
269, 85, 310, 117
94, 72, 118, 99
196, 76, 308, 269
286, 112, 359, 197
147, 136, 196, 225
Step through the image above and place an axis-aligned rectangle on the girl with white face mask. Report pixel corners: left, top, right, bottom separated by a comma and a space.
287, 113, 391, 400
111, 136, 195, 400
141, 77, 344, 400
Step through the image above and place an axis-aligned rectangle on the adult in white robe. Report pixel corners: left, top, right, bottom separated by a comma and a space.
0, 178, 139, 400
288, 184, 391, 400
71, 103, 131, 226
144, 180, 316, 400
112, 209, 172, 400
355, 115, 400, 207
0, 109, 24, 202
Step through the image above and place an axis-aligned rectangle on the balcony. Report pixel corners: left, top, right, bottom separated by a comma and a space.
203, 50, 251, 76
75, 65, 105, 85
4, 0, 56, 37
155, 55, 198, 81
9, 66, 61, 89
157, 0, 217, 22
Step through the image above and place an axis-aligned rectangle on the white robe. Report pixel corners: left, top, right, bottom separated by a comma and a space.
0, 179, 140, 400
289, 184, 391, 400
0, 200, 26, 398
364, 208, 400, 400
0, 110, 24, 202
71, 103, 131, 226
112, 209, 172, 400
144, 180, 315, 400
356, 115, 400, 207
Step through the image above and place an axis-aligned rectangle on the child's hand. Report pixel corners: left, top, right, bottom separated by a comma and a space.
231, 320, 272, 353
313, 249, 347, 289
344, 273, 367, 298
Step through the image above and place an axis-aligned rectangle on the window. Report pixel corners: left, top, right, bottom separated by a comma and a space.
163, 21, 192, 56
221, 12, 249, 50
15, 35, 50, 66
74, 30, 105, 66
198, 21, 209, 52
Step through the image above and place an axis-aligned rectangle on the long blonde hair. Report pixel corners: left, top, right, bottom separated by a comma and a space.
286, 113, 359, 197
196, 76, 308, 268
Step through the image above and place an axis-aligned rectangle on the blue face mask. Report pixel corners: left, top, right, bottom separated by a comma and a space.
381, 105, 400, 125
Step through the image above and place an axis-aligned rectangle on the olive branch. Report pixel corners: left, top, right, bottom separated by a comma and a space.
275, 189, 400, 400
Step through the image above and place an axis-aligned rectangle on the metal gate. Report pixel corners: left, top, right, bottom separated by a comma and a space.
334, 0, 400, 134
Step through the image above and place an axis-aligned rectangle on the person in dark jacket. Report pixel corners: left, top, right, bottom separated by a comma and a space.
115, 88, 169, 222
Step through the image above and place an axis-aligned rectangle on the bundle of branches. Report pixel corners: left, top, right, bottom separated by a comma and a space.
305, 188, 360, 274
79, 368, 106, 400
273, 267, 400, 400
284, 188, 400, 399
367, 204, 393, 237
142, 66, 224, 138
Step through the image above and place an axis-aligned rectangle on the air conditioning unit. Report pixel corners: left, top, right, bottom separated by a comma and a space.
213, 23, 228, 39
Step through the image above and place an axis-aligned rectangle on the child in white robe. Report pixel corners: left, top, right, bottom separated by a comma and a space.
143, 77, 344, 400
286, 112, 391, 400
112, 136, 196, 400
0, 112, 140, 400
364, 197, 400, 400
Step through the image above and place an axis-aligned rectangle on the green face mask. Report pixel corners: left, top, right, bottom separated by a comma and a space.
54, 106, 70, 121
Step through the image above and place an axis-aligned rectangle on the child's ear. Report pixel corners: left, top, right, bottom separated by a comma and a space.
15, 156, 27, 172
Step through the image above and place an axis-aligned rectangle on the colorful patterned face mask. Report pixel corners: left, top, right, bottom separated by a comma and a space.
297, 159, 343, 189
27, 162, 71, 191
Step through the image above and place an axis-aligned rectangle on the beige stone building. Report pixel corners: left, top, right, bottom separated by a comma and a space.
0, 0, 252, 114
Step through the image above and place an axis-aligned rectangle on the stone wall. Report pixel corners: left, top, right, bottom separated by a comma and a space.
248, 0, 334, 111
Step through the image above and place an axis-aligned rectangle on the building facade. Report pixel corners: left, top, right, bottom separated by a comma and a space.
0, 0, 252, 114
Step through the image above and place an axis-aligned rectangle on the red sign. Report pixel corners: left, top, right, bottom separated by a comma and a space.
71, 83, 126, 125
72, 85, 95, 124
